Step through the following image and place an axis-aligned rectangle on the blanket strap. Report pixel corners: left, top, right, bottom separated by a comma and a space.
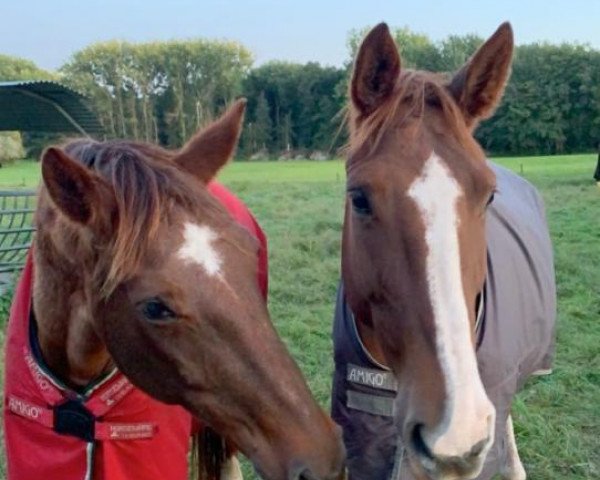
5, 394, 157, 441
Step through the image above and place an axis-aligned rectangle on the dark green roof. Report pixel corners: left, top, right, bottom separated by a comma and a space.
0, 80, 103, 135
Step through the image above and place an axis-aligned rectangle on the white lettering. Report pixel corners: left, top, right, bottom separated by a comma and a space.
8, 397, 41, 419
348, 367, 386, 388
24, 353, 50, 391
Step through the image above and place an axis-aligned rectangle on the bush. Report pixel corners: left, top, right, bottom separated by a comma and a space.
0, 132, 25, 165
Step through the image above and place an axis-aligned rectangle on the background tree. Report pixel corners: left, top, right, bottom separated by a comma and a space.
246, 91, 272, 154
347, 27, 600, 156
241, 62, 345, 156
60, 39, 252, 147
0, 54, 55, 81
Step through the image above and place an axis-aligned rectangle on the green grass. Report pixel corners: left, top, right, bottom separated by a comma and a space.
0, 154, 598, 479
0, 159, 40, 189
0, 158, 347, 189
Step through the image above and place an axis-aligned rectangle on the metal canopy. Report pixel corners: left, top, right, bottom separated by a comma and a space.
0, 80, 103, 136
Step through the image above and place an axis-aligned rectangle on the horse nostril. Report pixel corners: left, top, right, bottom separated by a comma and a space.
296, 468, 318, 480
411, 424, 434, 461
468, 437, 489, 458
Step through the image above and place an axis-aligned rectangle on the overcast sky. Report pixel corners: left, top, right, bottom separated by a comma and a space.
4, 0, 600, 70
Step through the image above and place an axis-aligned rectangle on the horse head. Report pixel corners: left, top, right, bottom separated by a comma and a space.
343, 23, 514, 479
35, 100, 344, 480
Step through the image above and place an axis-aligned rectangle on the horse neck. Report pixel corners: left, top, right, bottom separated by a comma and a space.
32, 240, 113, 388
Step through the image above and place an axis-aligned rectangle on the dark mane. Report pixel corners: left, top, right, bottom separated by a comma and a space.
62, 139, 219, 296
347, 70, 470, 157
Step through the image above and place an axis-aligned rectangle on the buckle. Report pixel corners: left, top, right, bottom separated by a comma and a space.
54, 399, 95, 442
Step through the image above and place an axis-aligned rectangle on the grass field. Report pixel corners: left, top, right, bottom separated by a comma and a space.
0, 155, 598, 479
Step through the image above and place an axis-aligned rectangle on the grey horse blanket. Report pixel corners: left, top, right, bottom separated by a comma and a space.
331, 163, 557, 479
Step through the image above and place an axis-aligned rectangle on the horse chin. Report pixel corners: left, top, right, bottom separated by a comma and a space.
406, 448, 487, 480
247, 439, 346, 480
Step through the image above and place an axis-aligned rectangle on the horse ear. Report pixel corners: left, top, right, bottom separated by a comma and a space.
351, 23, 401, 116
41, 147, 112, 227
174, 99, 246, 183
448, 22, 514, 128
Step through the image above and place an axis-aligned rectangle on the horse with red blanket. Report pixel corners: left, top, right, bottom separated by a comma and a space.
3, 100, 345, 480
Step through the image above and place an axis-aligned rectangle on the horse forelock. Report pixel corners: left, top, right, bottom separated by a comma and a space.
346, 70, 471, 161
51, 139, 223, 297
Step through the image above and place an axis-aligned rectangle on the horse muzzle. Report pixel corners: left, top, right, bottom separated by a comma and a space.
408, 423, 492, 480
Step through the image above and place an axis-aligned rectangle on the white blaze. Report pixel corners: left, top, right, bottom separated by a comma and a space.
177, 222, 223, 277
407, 152, 494, 458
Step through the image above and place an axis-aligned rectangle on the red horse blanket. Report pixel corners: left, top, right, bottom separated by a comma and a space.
3, 181, 267, 480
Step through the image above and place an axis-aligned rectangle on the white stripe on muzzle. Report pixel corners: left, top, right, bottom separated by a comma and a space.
407, 152, 494, 458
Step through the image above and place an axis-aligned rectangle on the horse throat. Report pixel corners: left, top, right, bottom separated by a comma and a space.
354, 310, 389, 367
352, 291, 485, 371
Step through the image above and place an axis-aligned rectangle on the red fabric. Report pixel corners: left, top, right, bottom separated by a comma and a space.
2, 182, 268, 480
208, 181, 268, 299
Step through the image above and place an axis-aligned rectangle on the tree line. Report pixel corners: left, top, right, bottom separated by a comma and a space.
1, 28, 600, 158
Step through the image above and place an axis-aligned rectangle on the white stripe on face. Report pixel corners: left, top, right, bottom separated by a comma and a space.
407, 152, 494, 458
177, 222, 223, 277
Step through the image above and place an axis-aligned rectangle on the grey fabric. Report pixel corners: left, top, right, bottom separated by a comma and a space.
331, 163, 557, 480
347, 391, 396, 417
331, 284, 400, 480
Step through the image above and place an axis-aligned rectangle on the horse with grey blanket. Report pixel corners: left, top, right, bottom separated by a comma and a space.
331, 22, 556, 480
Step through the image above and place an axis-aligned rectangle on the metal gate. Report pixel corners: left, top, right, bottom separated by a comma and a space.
0, 190, 35, 274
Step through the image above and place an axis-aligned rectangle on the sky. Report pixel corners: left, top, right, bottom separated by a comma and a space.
4, 0, 600, 71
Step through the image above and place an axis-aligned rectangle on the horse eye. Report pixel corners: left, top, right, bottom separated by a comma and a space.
486, 192, 496, 207
349, 189, 372, 216
141, 299, 176, 323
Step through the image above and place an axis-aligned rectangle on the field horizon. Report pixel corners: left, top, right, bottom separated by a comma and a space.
0, 152, 597, 189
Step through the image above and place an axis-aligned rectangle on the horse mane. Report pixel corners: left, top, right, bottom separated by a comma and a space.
347, 70, 471, 158
61, 139, 220, 297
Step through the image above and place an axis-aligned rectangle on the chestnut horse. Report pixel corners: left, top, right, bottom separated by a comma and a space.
3, 101, 344, 480
331, 23, 555, 480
